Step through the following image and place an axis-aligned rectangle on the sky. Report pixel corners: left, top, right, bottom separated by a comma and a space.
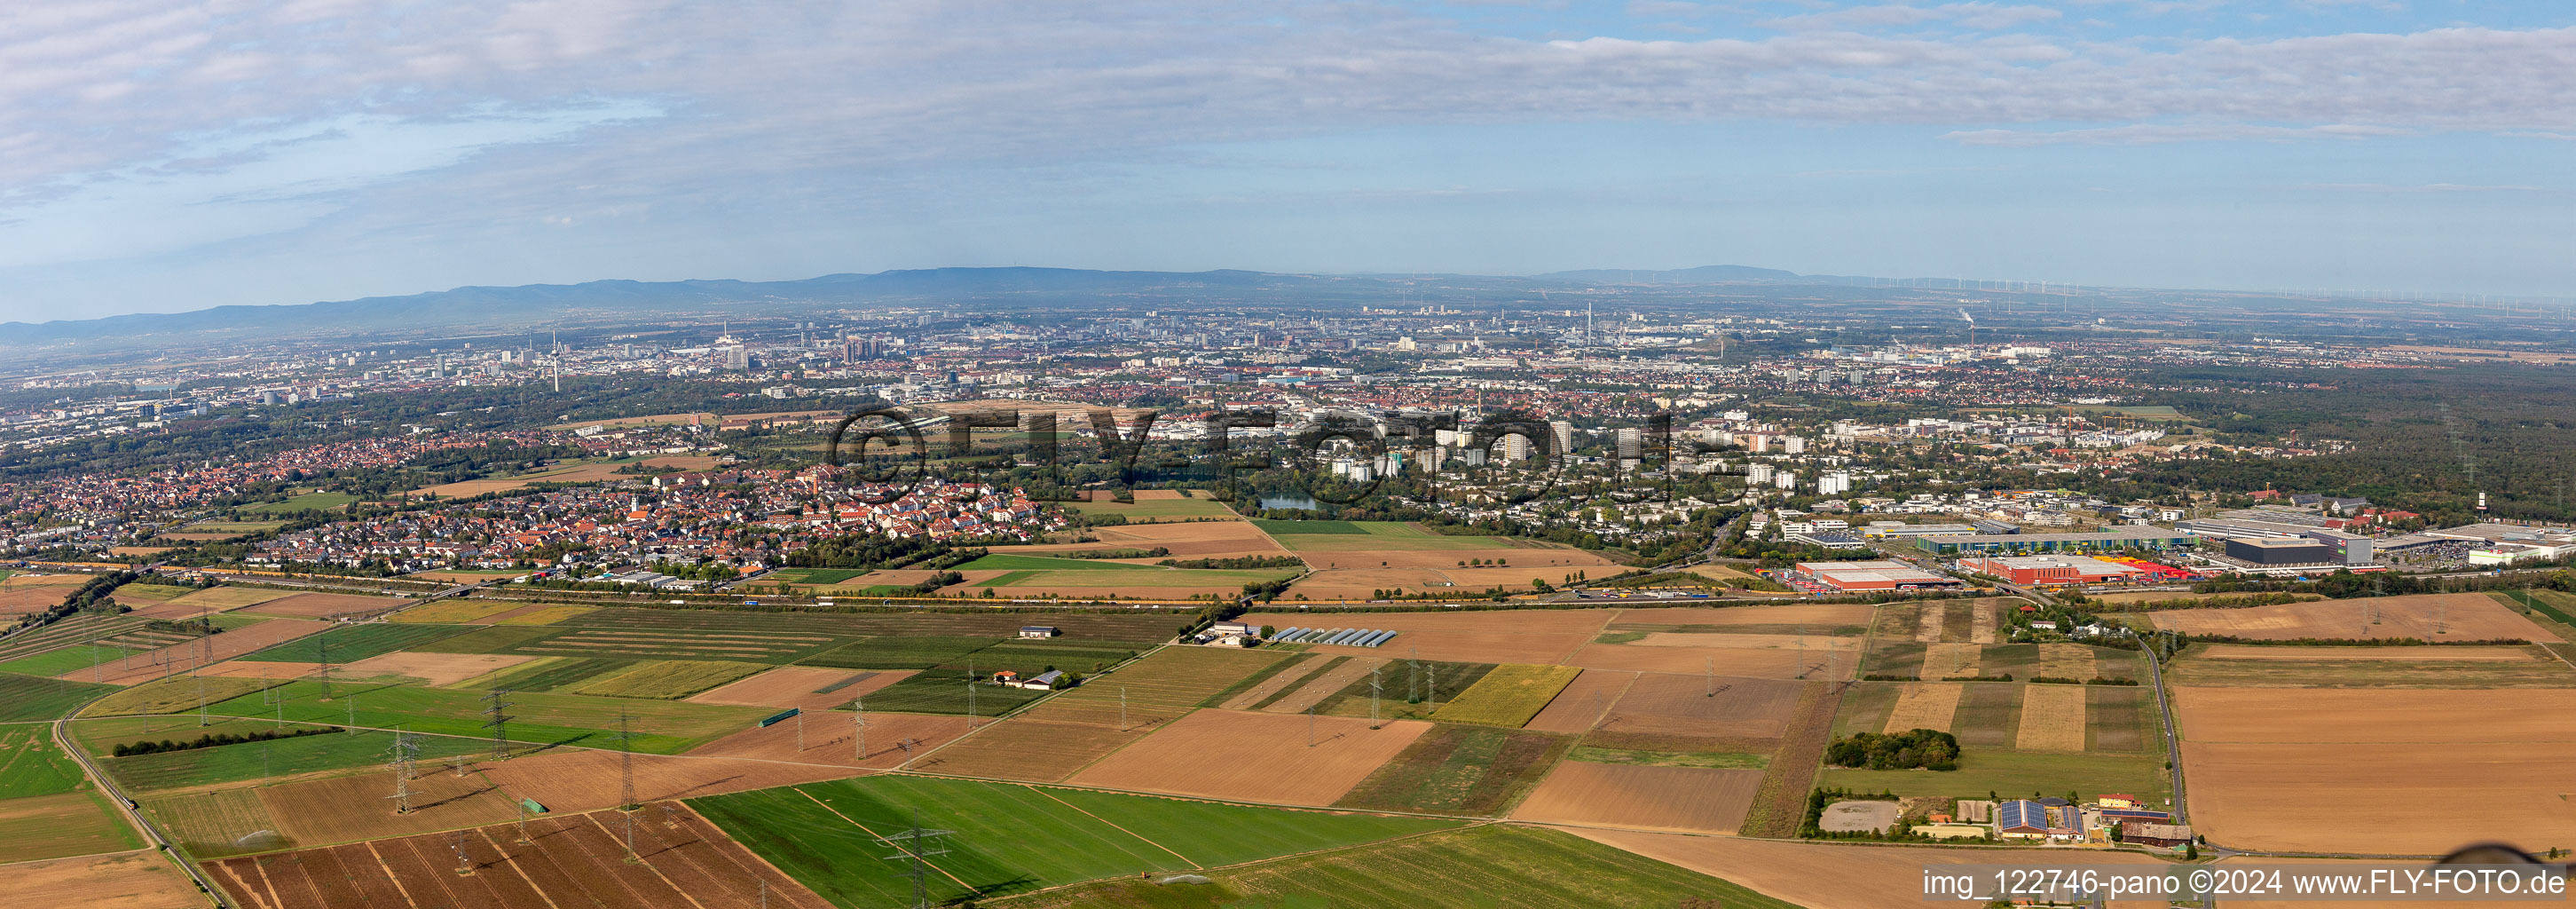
2, 1, 2571, 323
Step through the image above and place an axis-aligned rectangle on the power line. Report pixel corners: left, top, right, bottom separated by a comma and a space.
877, 811, 957, 909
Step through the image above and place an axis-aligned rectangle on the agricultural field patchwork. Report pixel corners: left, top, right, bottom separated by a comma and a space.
565, 659, 771, 700
1335, 723, 1572, 816
1427, 662, 1580, 726
235, 620, 473, 663
0, 674, 119, 722
197, 678, 771, 754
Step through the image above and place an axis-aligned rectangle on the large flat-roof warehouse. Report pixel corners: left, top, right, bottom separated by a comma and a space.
1912, 529, 2192, 555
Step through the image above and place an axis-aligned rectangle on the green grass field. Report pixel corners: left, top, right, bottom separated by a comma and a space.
405, 624, 567, 653
0, 723, 90, 798
240, 621, 475, 664
693, 775, 1459, 905
999, 824, 1795, 909
1817, 748, 2170, 807
199, 679, 769, 754
1255, 519, 1518, 553
0, 674, 119, 723
243, 490, 359, 512
766, 567, 873, 585
100, 726, 500, 792
0, 791, 144, 863
1428, 663, 1581, 727
1335, 724, 1572, 816
1251, 518, 1369, 535
567, 660, 769, 699
207, 613, 273, 630
109, 584, 194, 602
0, 644, 138, 678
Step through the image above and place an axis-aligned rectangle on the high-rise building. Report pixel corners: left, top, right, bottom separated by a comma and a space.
1614, 427, 1642, 461
1502, 434, 1532, 462
722, 346, 751, 371
1549, 420, 1574, 459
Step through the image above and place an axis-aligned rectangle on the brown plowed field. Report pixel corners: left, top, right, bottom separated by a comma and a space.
1564, 641, 1847, 679
262, 769, 520, 845
906, 718, 1141, 782
337, 652, 533, 685
1627, 631, 1861, 652
1520, 669, 1636, 733
1594, 673, 1804, 739
1968, 600, 2001, 644
2013, 684, 2086, 751
0, 850, 203, 909
1260, 656, 1388, 715
193, 660, 322, 679
2195, 644, 2537, 661
687, 711, 971, 768
1615, 604, 1876, 628
686, 666, 894, 707
1016, 521, 1289, 559
2176, 686, 2576, 853
2151, 592, 2553, 642
63, 619, 330, 685
474, 749, 863, 814
203, 802, 831, 909
1246, 608, 1611, 664
1067, 709, 1430, 805
1510, 762, 1762, 834
1570, 828, 2172, 909
1882, 683, 1963, 733
238, 592, 410, 619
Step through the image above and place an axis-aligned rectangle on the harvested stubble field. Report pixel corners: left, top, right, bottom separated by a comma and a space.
566, 659, 771, 700
1611, 603, 1875, 636
1563, 639, 1850, 680
0, 792, 143, 862
0, 850, 204, 909
685, 710, 972, 768
2175, 685, 2576, 854
1015, 518, 1289, 559
236, 592, 408, 620
2150, 592, 2554, 642
1511, 761, 1765, 834
910, 718, 1140, 781
1244, 608, 1612, 664
157, 587, 294, 613
555, 605, 1185, 643
79, 676, 277, 716
474, 748, 862, 814
1069, 709, 1431, 805
686, 666, 885, 707
1007, 824, 1788, 909
2168, 644, 2576, 688
67, 619, 330, 685
2013, 684, 2087, 752
335, 651, 533, 685
1334, 723, 1572, 816
382, 598, 522, 624
136, 786, 275, 857
202, 802, 831, 909
1570, 828, 2170, 909
1881, 682, 1963, 732
1520, 669, 1635, 733
1429, 663, 1580, 726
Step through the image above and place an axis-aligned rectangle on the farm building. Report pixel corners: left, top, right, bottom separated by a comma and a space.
995, 669, 1069, 690
1019, 625, 1060, 638
1210, 620, 1261, 637
1957, 554, 2144, 586
2121, 822, 2194, 849
1997, 800, 2050, 838
1790, 560, 1959, 592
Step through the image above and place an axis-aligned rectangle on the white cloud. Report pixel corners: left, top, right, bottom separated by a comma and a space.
0, 3, 2569, 273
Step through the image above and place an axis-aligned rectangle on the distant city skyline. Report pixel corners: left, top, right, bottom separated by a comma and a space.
2, 1, 2570, 323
